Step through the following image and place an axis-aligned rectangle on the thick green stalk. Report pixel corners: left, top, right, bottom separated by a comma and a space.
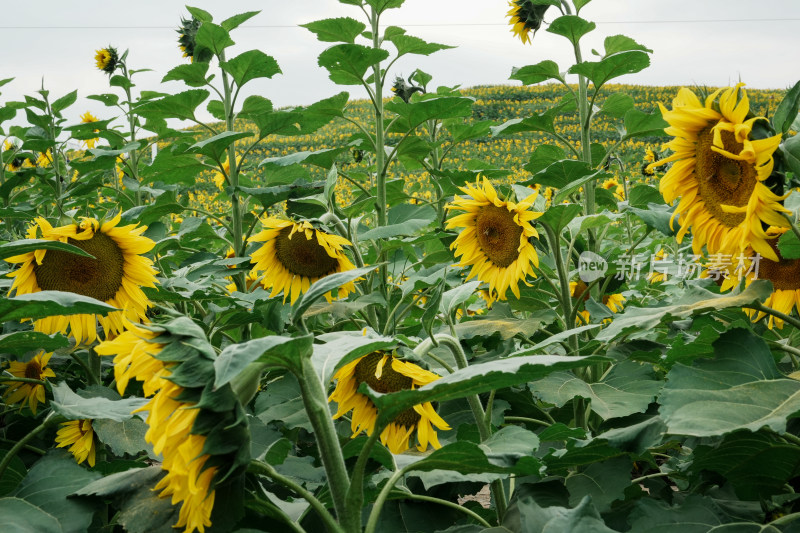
296, 357, 355, 532
120, 64, 141, 206
0, 413, 59, 480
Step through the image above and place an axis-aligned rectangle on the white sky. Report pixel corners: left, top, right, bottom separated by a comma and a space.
2, 0, 799, 127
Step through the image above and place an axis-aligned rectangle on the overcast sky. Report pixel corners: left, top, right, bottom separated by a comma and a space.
2, 0, 799, 127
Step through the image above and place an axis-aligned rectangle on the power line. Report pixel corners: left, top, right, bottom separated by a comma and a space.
1, 18, 799, 29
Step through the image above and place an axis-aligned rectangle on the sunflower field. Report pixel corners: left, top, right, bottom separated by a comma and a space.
3, 1, 800, 532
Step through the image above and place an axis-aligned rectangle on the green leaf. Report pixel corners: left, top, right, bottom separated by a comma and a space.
188, 130, 252, 161
623, 108, 669, 139
628, 494, 759, 533
260, 147, 346, 170
51, 382, 146, 422
241, 182, 324, 209
660, 328, 800, 437
546, 15, 595, 45
93, 418, 151, 456
565, 456, 632, 513
384, 26, 454, 57
365, 0, 405, 12
624, 203, 677, 236
553, 169, 609, 204
87, 93, 119, 107
359, 206, 436, 240
691, 431, 800, 500
440, 281, 481, 317
510, 60, 563, 85
136, 89, 209, 121
569, 51, 650, 89
301, 17, 366, 43
783, 134, 800, 176
537, 203, 582, 233
290, 265, 376, 324
603, 35, 653, 56
311, 331, 396, 383
778, 229, 800, 260
254, 374, 312, 431
214, 335, 314, 387
195, 21, 235, 57
505, 487, 617, 533
0, 239, 95, 260
0, 331, 69, 356
530, 360, 662, 420
528, 159, 593, 188
140, 152, 205, 185
0, 451, 25, 496
599, 93, 634, 118
114, 477, 179, 533
12, 452, 101, 533
221, 50, 281, 87
221, 10, 259, 31
186, 6, 212, 22
368, 355, 603, 426
574, 0, 592, 12
161, 62, 209, 87
0, 292, 117, 322
72, 465, 160, 498
0, 498, 62, 533
595, 281, 773, 341
386, 96, 474, 130
318, 44, 389, 85
51, 90, 78, 114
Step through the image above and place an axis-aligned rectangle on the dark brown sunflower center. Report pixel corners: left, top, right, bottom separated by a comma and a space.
474, 204, 523, 268
694, 127, 757, 228
33, 231, 125, 302
24, 360, 42, 379
758, 240, 800, 291
274, 226, 339, 278
354, 352, 420, 429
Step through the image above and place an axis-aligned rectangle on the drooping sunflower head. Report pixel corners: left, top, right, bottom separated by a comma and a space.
446, 178, 542, 300
601, 177, 625, 201
391, 76, 424, 103
248, 218, 357, 305
329, 351, 450, 454
213, 154, 241, 190
649, 84, 788, 261
55, 419, 97, 467
2, 351, 55, 414
177, 16, 211, 63
94, 46, 119, 75
5, 214, 158, 345
507, 0, 551, 44
79, 111, 101, 149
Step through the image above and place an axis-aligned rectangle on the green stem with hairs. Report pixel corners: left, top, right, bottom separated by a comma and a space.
0, 413, 60, 481
745, 302, 800, 331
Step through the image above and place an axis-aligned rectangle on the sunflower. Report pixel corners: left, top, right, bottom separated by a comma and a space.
94, 47, 119, 75
601, 177, 626, 201
648, 84, 788, 261
507, 0, 550, 44
569, 281, 626, 325
177, 16, 211, 63
55, 419, 97, 467
446, 178, 541, 300
36, 149, 52, 168
329, 351, 450, 454
213, 154, 241, 190
95, 322, 168, 396
249, 218, 357, 305
648, 249, 669, 283
80, 111, 100, 150
2, 351, 55, 414
6, 215, 158, 345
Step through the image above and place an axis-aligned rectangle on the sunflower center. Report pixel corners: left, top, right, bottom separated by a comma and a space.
354, 352, 420, 429
24, 360, 42, 379
33, 231, 125, 302
694, 127, 757, 227
474, 204, 523, 268
275, 227, 339, 279
758, 241, 800, 291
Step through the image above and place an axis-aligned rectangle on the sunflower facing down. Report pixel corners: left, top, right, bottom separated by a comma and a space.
507, 0, 551, 44
249, 218, 357, 305
648, 84, 788, 261
2, 351, 55, 414
94, 47, 119, 75
6, 215, 158, 345
446, 178, 542, 301
55, 419, 97, 467
329, 351, 450, 454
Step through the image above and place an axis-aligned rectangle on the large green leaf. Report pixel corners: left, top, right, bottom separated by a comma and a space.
12, 452, 100, 533
301, 17, 366, 43
690, 431, 800, 500
318, 44, 389, 85
195, 21, 234, 57
546, 15, 595, 45
51, 382, 146, 422
254, 374, 313, 432
0, 498, 62, 533
568, 51, 650, 89
140, 152, 206, 185
161, 62, 209, 88
0, 292, 117, 322
772, 80, 800, 135
359, 206, 436, 240
221, 50, 281, 87
311, 331, 396, 383
73, 465, 160, 498
530, 360, 662, 420
659, 328, 800, 436
628, 494, 765, 533
136, 89, 209, 121
0, 239, 95, 261
778, 229, 800, 260
188, 130, 252, 161
503, 486, 616, 533
384, 26, 454, 57
455, 316, 551, 340
527, 159, 593, 188
214, 335, 314, 387
290, 265, 376, 324
623, 108, 669, 139
595, 281, 773, 341
565, 456, 632, 513
385, 96, 473, 130
93, 418, 151, 456
0, 331, 69, 355
510, 60, 563, 85
368, 355, 603, 426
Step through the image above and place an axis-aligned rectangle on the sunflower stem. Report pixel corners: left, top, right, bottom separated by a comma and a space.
345, 429, 383, 525
401, 492, 494, 528
745, 302, 800, 331
0, 377, 47, 385
505, 416, 552, 428
248, 460, 344, 533
783, 213, 800, 242
296, 356, 353, 531
0, 412, 60, 481
364, 464, 414, 533
70, 350, 100, 386
120, 63, 142, 206
541, 222, 579, 355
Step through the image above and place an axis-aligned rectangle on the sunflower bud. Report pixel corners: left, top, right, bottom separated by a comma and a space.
177, 16, 212, 63
391, 76, 424, 103
94, 46, 120, 75
507, 0, 550, 45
